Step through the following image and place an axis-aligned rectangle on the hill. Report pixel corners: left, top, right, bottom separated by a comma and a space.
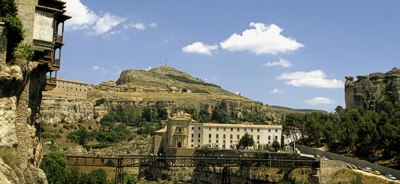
88, 66, 323, 123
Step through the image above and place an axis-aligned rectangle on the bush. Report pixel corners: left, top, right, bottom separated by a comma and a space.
67, 129, 91, 145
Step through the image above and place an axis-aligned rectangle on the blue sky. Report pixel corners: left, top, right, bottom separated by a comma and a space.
60, 0, 400, 111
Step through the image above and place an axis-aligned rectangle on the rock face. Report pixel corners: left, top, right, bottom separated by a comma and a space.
345, 67, 400, 110
40, 97, 94, 124
0, 55, 48, 183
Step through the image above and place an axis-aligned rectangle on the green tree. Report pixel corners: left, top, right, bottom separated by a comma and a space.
272, 140, 280, 151
40, 147, 69, 184
88, 169, 108, 184
238, 133, 254, 149
198, 145, 214, 155
67, 129, 90, 145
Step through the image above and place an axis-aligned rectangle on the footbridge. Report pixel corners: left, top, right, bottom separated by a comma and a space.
64, 155, 319, 183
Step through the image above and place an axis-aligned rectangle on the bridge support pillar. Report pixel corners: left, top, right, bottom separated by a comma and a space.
221, 167, 231, 184
114, 157, 123, 184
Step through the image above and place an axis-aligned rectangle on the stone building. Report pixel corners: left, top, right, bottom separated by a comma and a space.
43, 78, 88, 99
19, 0, 71, 90
0, 0, 70, 183
153, 112, 284, 155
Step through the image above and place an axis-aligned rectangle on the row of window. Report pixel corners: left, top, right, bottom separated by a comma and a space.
191, 133, 278, 140
57, 85, 87, 92
190, 126, 280, 133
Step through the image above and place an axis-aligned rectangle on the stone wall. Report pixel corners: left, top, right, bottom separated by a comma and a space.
345, 68, 400, 110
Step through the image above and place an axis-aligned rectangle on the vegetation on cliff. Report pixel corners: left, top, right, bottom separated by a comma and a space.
285, 104, 400, 168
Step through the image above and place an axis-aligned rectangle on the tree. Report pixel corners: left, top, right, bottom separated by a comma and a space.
272, 140, 280, 151
238, 133, 254, 149
198, 145, 214, 155
40, 147, 69, 184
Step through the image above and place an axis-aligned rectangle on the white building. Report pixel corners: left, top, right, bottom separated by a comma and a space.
187, 123, 282, 149
153, 112, 284, 154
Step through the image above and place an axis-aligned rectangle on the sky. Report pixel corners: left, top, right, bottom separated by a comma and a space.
60, 0, 400, 111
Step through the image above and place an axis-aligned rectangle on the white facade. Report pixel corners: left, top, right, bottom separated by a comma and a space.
187, 123, 282, 150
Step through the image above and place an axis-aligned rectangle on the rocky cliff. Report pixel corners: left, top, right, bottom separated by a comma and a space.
0, 43, 47, 183
40, 97, 94, 124
345, 67, 400, 110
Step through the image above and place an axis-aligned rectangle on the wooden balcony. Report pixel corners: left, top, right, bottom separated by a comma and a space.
44, 77, 57, 91
38, 56, 52, 65
54, 35, 63, 45
49, 59, 61, 71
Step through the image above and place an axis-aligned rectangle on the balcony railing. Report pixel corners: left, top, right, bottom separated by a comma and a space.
54, 35, 63, 44
54, 59, 60, 66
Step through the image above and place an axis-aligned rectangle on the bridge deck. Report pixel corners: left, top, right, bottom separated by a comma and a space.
65, 155, 319, 168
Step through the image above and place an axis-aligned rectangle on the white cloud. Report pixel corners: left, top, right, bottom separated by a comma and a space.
124, 22, 158, 30
65, 0, 125, 35
64, 0, 98, 29
264, 58, 293, 68
220, 22, 304, 55
277, 70, 344, 88
182, 42, 218, 55
145, 66, 153, 71
270, 88, 284, 94
305, 97, 335, 105
91, 65, 109, 74
93, 13, 126, 35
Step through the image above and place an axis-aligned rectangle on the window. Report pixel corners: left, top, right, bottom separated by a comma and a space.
257, 129, 260, 132
237, 135, 240, 139
231, 128, 233, 131
216, 134, 219, 139
191, 144, 193, 147
223, 134, 226, 139
268, 129, 271, 132
209, 140, 211, 143
198, 133, 201, 138
230, 134, 233, 139
223, 128, 226, 131
237, 128, 239, 131
217, 128, 219, 131
191, 134, 194, 138
230, 140, 233, 143
268, 136, 271, 140
257, 135, 260, 140
209, 134, 211, 138
191, 139, 193, 142
199, 127, 201, 130
244, 128, 246, 131
223, 140, 225, 143
275, 129, 278, 133
198, 139, 200, 143
275, 136, 278, 140
192, 127, 194, 130
251, 128, 253, 132
216, 140, 219, 143
257, 141, 259, 144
